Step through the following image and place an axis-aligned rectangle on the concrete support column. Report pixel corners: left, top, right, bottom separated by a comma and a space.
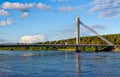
76, 16, 80, 52
95, 46, 99, 52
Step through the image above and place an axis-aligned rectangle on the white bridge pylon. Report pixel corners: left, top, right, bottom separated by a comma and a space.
76, 16, 114, 45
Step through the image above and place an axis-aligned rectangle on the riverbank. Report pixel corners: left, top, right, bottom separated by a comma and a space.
0, 47, 119, 52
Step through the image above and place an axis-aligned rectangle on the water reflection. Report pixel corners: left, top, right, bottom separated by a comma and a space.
76, 52, 80, 77
2, 51, 120, 77
65, 50, 68, 58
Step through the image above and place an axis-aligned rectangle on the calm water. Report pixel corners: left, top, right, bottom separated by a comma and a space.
0, 51, 120, 77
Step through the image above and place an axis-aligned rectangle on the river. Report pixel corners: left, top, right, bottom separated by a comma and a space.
0, 51, 120, 77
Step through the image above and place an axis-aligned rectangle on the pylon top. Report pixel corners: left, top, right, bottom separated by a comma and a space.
77, 16, 80, 18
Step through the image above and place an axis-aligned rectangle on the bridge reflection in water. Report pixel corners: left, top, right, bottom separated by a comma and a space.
76, 53, 80, 77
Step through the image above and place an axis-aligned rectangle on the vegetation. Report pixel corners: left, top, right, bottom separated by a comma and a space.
0, 34, 120, 51
36, 34, 120, 51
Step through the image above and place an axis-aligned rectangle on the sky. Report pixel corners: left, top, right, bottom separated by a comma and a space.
0, 0, 120, 43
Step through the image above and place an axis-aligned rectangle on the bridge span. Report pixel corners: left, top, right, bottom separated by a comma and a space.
0, 44, 116, 47
0, 44, 118, 51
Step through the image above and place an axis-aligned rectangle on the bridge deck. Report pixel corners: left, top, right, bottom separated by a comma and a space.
0, 44, 116, 47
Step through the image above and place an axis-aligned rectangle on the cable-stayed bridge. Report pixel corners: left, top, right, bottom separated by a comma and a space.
0, 16, 118, 52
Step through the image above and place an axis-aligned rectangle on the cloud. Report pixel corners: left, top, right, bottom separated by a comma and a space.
80, 23, 110, 36
19, 35, 45, 43
6, 19, 14, 25
21, 12, 29, 18
1, 2, 52, 19
91, 24, 110, 30
89, 0, 120, 18
1, 2, 52, 11
50, 0, 70, 2
36, 3, 52, 11
2, 2, 34, 12
1, 2, 34, 19
0, 9, 9, 16
0, 38, 11, 43
0, 18, 14, 26
58, 6, 80, 12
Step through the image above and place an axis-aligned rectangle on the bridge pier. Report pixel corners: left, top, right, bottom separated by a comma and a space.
95, 46, 99, 52
76, 46, 81, 52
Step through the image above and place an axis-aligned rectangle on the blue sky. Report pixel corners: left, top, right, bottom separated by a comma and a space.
0, 0, 120, 43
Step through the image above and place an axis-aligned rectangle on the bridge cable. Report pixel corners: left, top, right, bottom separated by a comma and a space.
80, 21, 114, 45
